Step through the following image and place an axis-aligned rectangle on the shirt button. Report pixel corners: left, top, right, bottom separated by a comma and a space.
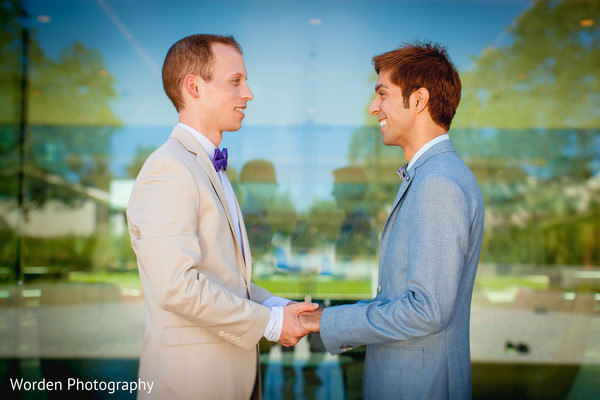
377, 285, 382, 294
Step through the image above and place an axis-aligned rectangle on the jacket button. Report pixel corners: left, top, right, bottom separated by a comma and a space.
377, 285, 382, 294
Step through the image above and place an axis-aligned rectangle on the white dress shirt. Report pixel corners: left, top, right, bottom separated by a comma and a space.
177, 123, 286, 341
406, 134, 450, 172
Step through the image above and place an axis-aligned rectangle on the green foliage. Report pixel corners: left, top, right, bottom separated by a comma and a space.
0, 3, 122, 216
0, 230, 137, 276
126, 145, 156, 178
18, 235, 96, 270
28, 43, 120, 126
254, 276, 372, 299
455, 0, 600, 265
305, 199, 344, 243
455, 0, 600, 129
346, 0, 600, 267
264, 193, 298, 237
0, 0, 45, 125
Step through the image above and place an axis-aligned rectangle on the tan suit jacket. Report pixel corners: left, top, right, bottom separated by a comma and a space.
127, 126, 272, 399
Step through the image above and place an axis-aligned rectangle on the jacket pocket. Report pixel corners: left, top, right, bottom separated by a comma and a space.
372, 345, 424, 371
162, 324, 218, 346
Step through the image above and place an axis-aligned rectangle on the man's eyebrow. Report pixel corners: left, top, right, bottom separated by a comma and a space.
375, 83, 387, 92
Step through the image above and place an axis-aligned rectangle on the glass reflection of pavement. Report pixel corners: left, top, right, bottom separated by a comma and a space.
260, 337, 354, 400
0, 283, 144, 359
1, 281, 599, 399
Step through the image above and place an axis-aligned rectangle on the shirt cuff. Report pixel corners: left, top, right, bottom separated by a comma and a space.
262, 296, 291, 308
263, 306, 283, 342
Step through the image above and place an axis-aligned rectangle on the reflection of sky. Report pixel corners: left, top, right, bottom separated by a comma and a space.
28, 0, 534, 211
111, 124, 357, 211
28, 0, 532, 126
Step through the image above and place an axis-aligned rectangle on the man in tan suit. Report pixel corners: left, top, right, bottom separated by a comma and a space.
127, 34, 317, 400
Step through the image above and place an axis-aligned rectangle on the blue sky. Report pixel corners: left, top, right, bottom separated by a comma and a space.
26, 0, 534, 210
28, 0, 532, 127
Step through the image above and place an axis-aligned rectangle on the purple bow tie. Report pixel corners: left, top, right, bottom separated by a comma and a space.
213, 148, 228, 172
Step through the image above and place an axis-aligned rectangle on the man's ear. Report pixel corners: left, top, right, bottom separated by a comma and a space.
414, 88, 430, 113
183, 74, 201, 98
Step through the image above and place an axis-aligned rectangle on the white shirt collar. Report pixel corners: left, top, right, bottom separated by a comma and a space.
177, 122, 218, 161
406, 134, 450, 171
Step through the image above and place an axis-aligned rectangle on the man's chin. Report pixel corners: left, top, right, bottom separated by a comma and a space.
224, 124, 243, 133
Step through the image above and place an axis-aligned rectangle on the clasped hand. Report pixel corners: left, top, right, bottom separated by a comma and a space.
277, 302, 322, 347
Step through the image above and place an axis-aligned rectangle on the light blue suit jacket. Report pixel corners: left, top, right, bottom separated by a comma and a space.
320, 139, 484, 399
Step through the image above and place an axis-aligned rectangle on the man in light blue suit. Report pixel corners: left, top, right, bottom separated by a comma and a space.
300, 41, 484, 399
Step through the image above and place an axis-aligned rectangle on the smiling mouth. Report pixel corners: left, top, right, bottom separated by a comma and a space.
235, 107, 246, 115
379, 119, 388, 128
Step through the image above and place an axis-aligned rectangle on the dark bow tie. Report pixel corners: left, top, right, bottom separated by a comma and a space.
397, 163, 408, 179
213, 148, 228, 172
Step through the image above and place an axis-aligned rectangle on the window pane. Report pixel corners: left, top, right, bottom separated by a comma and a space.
1, 1, 598, 399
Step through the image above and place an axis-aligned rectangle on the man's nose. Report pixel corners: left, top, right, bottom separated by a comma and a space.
368, 98, 380, 115
242, 83, 254, 101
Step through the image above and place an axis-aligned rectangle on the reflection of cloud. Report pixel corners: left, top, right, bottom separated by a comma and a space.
96, 0, 160, 77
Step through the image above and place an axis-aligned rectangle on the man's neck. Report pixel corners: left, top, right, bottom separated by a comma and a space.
403, 122, 446, 163
178, 115, 222, 147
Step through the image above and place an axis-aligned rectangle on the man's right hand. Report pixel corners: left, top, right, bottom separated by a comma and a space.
278, 302, 318, 347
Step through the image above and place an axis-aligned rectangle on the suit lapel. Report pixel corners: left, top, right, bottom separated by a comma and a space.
236, 201, 253, 281
390, 173, 413, 214
380, 139, 457, 246
380, 173, 413, 248
169, 127, 250, 283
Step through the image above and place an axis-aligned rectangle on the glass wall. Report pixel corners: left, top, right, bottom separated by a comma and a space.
1, 0, 599, 398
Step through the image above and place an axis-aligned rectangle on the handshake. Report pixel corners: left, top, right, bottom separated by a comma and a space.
277, 302, 324, 347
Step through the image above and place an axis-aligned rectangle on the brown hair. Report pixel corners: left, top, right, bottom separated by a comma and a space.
162, 34, 243, 112
373, 41, 461, 131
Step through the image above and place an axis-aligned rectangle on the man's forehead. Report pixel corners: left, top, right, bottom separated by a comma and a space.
376, 69, 392, 83
212, 42, 243, 61
211, 43, 246, 74
375, 70, 394, 90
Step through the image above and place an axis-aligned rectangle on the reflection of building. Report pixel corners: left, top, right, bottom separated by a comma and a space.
331, 166, 377, 261
109, 179, 136, 236
0, 199, 100, 237
0, 173, 111, 237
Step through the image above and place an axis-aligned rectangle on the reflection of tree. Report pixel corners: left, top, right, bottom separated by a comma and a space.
126, 145, 155, 178
331, 166, 377, 261
238, 159, 297, 260
0, 1, 121, 279
348, 125, 406, 225
0, 0, 121, 214
305, 199, 343, 245
455, 0, 600, 266
240, 159, 278, 256
455, 0, 599, 129
348, 0, 600, 266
